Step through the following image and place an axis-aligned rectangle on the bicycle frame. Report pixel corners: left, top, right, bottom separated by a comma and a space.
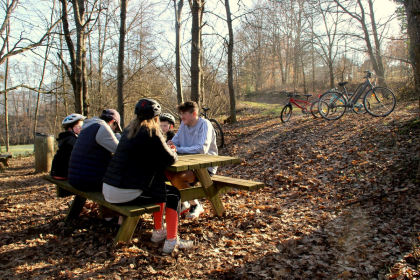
340, 72, 375, 107
287, 98, 311, 111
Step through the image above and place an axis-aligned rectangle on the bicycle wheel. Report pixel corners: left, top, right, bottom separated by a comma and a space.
209, 119, 224, 148
280, 105, 292, 123
318, 91, 347, 120
310, 99, 320, 118
364, 87, 396, 117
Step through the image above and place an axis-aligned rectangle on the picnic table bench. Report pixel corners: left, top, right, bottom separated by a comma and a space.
0, 153, 12, 168
43, 154, 264, 246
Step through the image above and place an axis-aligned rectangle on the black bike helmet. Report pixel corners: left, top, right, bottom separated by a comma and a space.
135, 98, 161, 119
160, 113, 175, 126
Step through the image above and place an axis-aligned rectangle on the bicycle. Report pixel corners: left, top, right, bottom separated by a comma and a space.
312, 83, 367, 119
280, 91, 318, 123
201, 107, 224, 149
318, 70, 396, 120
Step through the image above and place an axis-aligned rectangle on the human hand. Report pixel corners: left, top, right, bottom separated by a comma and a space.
167, 140, 174, 145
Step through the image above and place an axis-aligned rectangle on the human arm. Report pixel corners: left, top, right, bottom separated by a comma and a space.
170, 124, 182, 147
155, 133, 178, 166
95, 124, 119, 153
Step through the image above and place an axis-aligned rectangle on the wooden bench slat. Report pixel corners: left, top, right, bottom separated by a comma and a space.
43, 175, 160, 217
212, 175, 265, 191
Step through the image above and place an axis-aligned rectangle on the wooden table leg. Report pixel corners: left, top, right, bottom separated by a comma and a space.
194, 168, 225, 216
65, 195, 87, 222
113, 215, 141, 246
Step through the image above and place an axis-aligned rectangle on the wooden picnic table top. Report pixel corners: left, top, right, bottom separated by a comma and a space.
165, 154, 241, 172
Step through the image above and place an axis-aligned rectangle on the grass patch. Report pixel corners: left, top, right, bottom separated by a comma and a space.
241, 101, 283, 115
0, 144, 34, 157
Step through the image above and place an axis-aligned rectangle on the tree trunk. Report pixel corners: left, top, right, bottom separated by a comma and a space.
34, 3, 54, 138
174, 0, 184, 105
367, 0, 386, 87
74, 0, 86, 115
224, 0, 236, 123
189, 0, 204, 103
34, 40, 51, 139
402, 0, 420, 178
301, 55, 307, 94
117, 0, 127, 128
4, 14, 9, 152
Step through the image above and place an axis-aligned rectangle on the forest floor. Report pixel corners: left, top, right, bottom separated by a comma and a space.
1, 100, 420, 279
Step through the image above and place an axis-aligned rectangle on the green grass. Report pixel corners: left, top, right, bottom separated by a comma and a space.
241, 101, 315, 116
241, 101, 283, 115
0, 144, 34, 157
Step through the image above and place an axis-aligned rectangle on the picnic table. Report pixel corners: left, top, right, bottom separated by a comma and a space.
43, 154, 265, 246
0, 153, 12, 168
167, 154, 264, 216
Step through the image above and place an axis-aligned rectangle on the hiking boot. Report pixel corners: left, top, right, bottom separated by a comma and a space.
151, 228, 167, 243
186, 202, 204, 219
162, 237, 193, 254
180, 201, 190, 215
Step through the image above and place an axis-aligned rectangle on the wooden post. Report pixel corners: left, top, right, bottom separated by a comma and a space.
65, 195, 87, 222
34, 133, 54, 173
194, 168, 225, 216
113, 216, 141, 246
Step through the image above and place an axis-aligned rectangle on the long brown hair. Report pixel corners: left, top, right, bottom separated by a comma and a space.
127, 116, 161, 139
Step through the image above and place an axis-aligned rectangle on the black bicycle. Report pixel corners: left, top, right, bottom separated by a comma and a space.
318, 70, 396, 120
201, 107, 224, 149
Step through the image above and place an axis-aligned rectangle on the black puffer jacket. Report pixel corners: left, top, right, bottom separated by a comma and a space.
103, 126, 177, 201
50, 131, 78, 178
68, 123, 113, 191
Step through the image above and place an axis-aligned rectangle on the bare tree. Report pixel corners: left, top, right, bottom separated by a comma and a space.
188, 0, 204, 104
174, 0, 184, 105
117, 0, 127, 128
59, 0, 101, 115
224, 0, 236, 123
310, 0, 344, 89
334, 0, 388, 86
34, 2, 56, 139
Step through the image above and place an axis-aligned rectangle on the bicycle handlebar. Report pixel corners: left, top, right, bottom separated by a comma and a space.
363, 70, 373, 78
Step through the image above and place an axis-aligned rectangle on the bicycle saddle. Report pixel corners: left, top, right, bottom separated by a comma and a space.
338, 82, 348, 86
303, 94, 312, 97
202, 107, 210, 111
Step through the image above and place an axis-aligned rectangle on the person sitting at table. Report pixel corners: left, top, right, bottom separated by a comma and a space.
159, 113, 176, 141
50, 113, 86, 179
102, 98, 193, 254
68, 109, 121, 192
166, 101, 218, 219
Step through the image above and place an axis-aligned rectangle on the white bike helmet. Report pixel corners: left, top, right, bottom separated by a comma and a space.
62, 113, 86, 129
160, 113, 176, 126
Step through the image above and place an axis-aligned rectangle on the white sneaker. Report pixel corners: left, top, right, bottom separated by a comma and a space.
180, 202, 190, 215
186, 202, 204, 219
162, 237, 193, 254
151, 228, 167, 243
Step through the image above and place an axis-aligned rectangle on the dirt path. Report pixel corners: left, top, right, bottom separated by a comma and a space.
0, 101, 419, 279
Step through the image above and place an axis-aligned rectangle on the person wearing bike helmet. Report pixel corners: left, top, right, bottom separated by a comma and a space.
50, 113, 86, 179
68, 109, 121, 192
102, 98, 193, 254
159, 113, 176, 141
166, 101, 218, 219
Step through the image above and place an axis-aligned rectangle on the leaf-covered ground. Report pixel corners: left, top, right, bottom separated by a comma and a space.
1, 101, 419, 279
